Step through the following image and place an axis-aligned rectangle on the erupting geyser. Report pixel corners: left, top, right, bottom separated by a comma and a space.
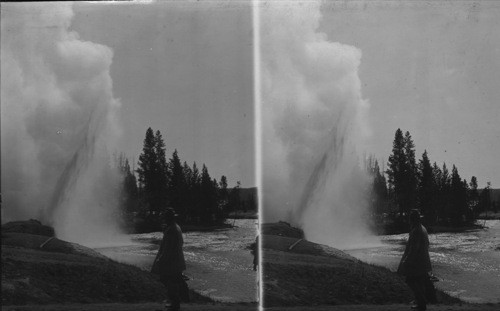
1, 3, 125, 246
261, 1, 373, 248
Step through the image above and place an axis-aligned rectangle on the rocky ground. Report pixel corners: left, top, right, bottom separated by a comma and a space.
261, 222, 461, 308
1, 220, 210, 306
3, 220, 499, 311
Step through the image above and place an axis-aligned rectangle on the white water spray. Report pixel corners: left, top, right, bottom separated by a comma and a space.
1, 3, 126, 247
261, 1, 373, 248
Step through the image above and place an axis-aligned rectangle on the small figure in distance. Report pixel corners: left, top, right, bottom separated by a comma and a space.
397, 209, 432, 311
151, 208, 188, 311
251, 235, 259, 271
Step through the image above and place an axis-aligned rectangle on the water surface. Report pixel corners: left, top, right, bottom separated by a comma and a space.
345, 220, 500, 303
95, 219, 258, 303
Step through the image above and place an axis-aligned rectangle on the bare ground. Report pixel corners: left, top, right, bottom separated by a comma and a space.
261, 223, 462, 308
1, 233, 210, 306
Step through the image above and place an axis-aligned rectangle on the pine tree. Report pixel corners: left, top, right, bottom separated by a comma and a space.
469, 176, 479, 218
154, 130, 169, 212
463, 178, 473, 224
180, 162, 192, 221
137, 128, 168, 220
432, 162, 442, 188
219, 176, 229, 217
403, 131, 418, 212
182, 162, 193, 186
213, 178, 224, 223
386, 129, 418, 220
114, 155, 139, 230
190, 162, 201, 223
200, 164, 216, 224
366, 155, 388, 218
417, 150, 436, 224
437, 163, 451, 224
386, 129, 406, 217
132, 130, 230, 227
450, 165, 465, 226
123, 158, 138, 214
137, 128, 157, 214
168, 150, 185, 219
228, 181, 242, 214
479, 182, 492, 216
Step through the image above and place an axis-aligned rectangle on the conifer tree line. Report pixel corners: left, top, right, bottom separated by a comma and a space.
366, 128, 494, 229
114, 127, 243, 232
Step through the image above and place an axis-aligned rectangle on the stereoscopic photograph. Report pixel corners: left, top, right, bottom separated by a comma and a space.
2, 1, 500, 311
1, 2, 257, 311
259, 1, 500, 311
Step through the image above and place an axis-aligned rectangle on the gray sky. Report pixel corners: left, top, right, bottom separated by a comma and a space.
319, 1, 500, 187
71, 2, 255, 187
3, 0, 498, 190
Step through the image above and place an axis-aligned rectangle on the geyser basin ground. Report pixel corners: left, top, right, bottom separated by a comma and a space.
1, 231, 200, 305
95, 219, 258, 303
345, 220, 500, 303
260, 222, 462, 307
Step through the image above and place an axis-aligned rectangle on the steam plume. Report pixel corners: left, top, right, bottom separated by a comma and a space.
1, 3, 124, 246
261, 1, 372, 248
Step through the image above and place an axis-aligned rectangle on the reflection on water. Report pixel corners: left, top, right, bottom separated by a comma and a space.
345, 220, 500, 303
94, 219, 258, 303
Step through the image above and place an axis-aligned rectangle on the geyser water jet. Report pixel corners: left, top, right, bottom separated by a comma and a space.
261, 1, 374, 249
1, 3, 126, 247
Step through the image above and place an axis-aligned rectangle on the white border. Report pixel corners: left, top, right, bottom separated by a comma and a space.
253, 0, 263, 309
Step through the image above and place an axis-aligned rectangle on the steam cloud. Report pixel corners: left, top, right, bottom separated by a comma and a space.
261, 1, 373, 248
1, 4, 124, 246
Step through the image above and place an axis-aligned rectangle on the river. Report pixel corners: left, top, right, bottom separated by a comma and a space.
345, 220, 500, 303
94, 219, 259, 303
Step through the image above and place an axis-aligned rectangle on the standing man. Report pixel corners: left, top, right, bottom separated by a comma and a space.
251, 235, 259, 271
398, 209, 432, 311
152, 208, 187, 311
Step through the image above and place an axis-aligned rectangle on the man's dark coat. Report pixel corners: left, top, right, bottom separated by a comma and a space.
398, 223, 432, 276
153, 223, 186, 277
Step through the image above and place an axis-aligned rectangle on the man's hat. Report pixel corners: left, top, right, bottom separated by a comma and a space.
164, 207, 178, 219
409, 209, 422, 221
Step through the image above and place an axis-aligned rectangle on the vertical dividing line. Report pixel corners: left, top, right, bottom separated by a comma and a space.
253, 0, 263, 310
